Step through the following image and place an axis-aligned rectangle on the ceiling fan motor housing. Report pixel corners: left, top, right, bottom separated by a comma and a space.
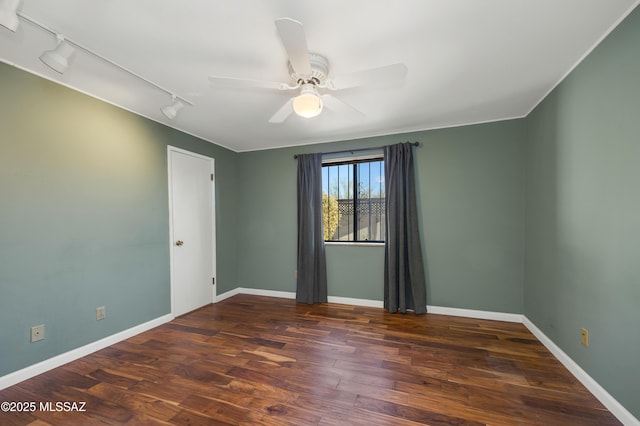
288, 52, 329, 85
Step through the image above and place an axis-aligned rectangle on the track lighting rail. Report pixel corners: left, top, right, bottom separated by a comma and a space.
9, 10, 192, 117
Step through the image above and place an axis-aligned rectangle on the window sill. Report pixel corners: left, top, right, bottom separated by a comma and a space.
325, 241, 385, 247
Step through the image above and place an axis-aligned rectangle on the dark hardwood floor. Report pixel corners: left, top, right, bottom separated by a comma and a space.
0, 294, 620, 425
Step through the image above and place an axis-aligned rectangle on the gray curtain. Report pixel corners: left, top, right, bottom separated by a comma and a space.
296, 153, 328, 304
384, 143, 427, 314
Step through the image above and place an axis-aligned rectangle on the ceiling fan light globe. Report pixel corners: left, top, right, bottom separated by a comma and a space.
293, 92, 322, 118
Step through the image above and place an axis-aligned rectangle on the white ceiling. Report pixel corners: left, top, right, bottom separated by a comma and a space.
1, 1, 638, 152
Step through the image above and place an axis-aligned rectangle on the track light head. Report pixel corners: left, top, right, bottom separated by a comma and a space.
0, 0, 21, 32
161, 96, 185, 120
40, 38, 75, 74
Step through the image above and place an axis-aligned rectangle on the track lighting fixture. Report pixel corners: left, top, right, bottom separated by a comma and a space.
40, 36, 75, 74
0, 0, 20, 32
293, 83, 323, 118
12, 11, 193, 119
161, 95, 185, 120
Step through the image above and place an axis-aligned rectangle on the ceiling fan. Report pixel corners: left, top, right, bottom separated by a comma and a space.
208, 18, 408, 123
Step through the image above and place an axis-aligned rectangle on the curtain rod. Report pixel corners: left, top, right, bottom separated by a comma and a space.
293, 141, 419, 159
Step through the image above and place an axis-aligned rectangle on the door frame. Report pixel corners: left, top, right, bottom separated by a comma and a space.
167, 145, 216, 318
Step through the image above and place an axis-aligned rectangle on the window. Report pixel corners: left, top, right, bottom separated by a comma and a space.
321, 156, 385, 242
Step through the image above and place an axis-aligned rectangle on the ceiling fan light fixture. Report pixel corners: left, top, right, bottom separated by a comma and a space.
293, 83, 323, 118
0, 0, 20, 32
40, 37, 75, 74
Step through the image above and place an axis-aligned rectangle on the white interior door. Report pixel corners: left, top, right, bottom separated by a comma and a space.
168, 147, 216, 317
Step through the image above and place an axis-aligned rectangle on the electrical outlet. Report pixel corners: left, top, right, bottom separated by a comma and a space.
581, 328, 589, 347
294, 270, 298, 279
31, 324, 45, 343
96, 306, 106, 321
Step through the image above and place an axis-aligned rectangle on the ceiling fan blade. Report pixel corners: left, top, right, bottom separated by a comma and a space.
275, 18, 312, 77
209, 75, 291, 91
321, 94, 365, 118
268, 98, 295, 123
327, 63, 408, 90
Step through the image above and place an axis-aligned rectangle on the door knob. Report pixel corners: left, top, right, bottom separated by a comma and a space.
175, 240, 184, 246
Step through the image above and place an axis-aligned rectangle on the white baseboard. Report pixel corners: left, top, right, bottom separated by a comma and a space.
522, 317, 639, 426
217, 288, 384, 308
215, 287, 243, 302
328, 296, 384, 308
0, 313, 173, 391
219, 288, 520, 321
221, 289, 524, 321
427, 305, 524, 323
217, 287, 296, 302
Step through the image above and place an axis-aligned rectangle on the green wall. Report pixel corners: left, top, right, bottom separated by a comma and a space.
524, 6, 640, 418
2, 4, 639, 419
237, 120, 525, 313
0, 63, 238, 376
